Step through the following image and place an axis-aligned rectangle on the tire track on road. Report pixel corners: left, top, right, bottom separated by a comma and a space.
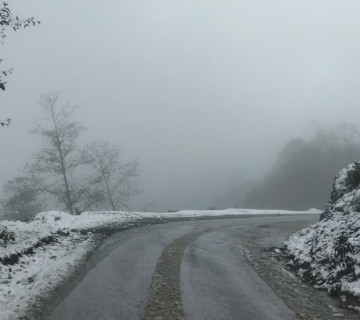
143, 228, 212, 320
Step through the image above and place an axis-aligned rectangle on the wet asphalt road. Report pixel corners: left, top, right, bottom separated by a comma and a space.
46, 214, 318, 320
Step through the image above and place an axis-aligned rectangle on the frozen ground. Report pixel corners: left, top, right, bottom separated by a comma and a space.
0, 208, 319, 320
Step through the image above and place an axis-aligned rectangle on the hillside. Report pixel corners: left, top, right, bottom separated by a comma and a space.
285, 162, 360, 306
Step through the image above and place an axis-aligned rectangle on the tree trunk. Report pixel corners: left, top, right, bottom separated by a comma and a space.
50, 105, 74, 214
102, 169, 116, 211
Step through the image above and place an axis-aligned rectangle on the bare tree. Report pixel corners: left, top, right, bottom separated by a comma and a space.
82, 141, 141, 211
28, 93, 86, 214
2, 176, 43, 221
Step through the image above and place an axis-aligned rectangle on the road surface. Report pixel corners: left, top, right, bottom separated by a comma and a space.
45, 214, 318, 320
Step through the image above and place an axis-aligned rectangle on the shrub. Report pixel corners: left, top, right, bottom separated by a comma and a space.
0, 226, 15, 248
334, 231, 355, 269
345, 162, 360, 192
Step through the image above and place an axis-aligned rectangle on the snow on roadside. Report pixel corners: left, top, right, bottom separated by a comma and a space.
1, 232, 94, 320
1, 208, 319, 320
285, 162, 360, 300
170, 208, 321, 216
286, 211, 360, 295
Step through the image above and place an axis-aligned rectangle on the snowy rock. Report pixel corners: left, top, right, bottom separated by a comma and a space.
285, 161, 360, 298
321, 162, 360, 220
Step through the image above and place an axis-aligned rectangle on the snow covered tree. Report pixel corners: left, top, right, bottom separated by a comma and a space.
82, 141, 141, 211
28, 93, 87, 214
2, 176, 43, 221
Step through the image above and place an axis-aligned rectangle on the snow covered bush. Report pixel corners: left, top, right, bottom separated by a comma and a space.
285, 162, 360, 297
345, 162, 360, 193
321, 162, 360, 220
0, 226, 15, 248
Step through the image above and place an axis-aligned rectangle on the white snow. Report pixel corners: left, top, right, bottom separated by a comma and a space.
285, 162, 360, 300
286, 210, 360, 296
140, 208, 320, 217
0, 208, 319, 320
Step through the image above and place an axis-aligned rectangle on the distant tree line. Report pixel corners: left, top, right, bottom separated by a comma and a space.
243, 123, 360, 210
1, 92, 141, 221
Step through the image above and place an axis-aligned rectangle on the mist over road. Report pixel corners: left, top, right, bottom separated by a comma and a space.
46, 215, 318, 320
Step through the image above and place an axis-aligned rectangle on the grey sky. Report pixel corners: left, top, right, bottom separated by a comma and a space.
1, 0, 360, 210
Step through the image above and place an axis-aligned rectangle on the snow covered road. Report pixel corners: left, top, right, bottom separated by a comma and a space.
45, 215, 318, 320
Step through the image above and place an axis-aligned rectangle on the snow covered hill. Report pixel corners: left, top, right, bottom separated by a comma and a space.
285, 162, 360, 303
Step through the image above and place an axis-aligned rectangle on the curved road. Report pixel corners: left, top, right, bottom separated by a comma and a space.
46, 214, 318, 320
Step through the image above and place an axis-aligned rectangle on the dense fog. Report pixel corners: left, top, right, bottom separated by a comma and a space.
244, 124, 360, 210
2, 0, 360, 214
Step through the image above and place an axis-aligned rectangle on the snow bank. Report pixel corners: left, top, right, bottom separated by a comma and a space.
138, 208, 320, 217
285, 162, 360, 297
0, 208, 318, 319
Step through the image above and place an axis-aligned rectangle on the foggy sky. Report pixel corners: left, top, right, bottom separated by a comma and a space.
1, 0, 360, 211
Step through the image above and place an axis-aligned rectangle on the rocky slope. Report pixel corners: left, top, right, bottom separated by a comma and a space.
285, 162, 360, 301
